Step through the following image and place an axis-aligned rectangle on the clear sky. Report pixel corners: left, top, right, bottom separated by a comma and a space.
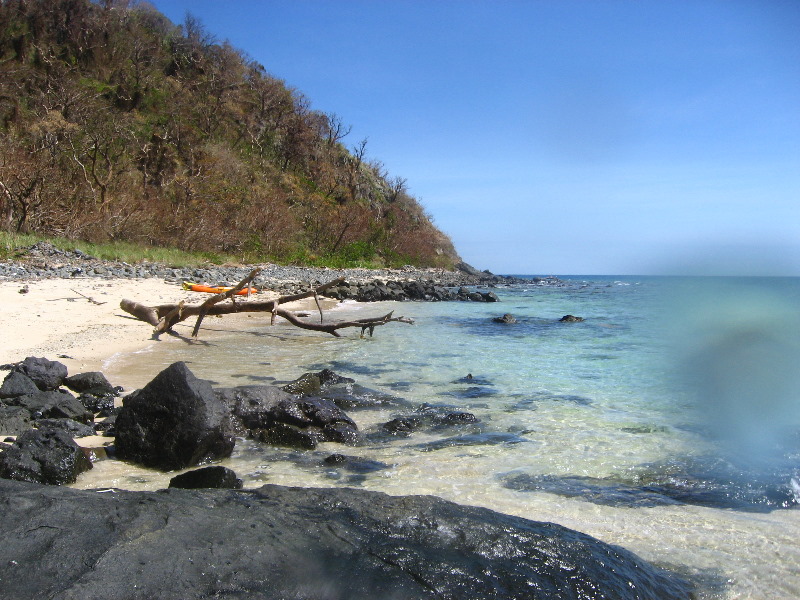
147, 0, 800, 275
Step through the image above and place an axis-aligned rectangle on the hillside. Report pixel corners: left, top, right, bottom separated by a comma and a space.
0, 0, 460, 268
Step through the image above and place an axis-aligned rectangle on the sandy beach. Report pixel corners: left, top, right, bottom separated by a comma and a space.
0, 277, 331, 391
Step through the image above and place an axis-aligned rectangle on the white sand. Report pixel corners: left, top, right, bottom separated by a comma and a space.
0, 277, 333, 389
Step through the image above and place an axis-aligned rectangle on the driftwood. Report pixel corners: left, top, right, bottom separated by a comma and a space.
120, 270, 414, 338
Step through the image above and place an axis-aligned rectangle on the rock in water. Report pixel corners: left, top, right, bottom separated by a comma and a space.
0, 479, 694, 600
492, 313, 517, 324
115, 362, 235, 470
168, 466, 243, 489
559, 314, 585, 322
0, 428, 92, 485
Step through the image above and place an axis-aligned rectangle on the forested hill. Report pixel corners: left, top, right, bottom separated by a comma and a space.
0, 0, 460, 268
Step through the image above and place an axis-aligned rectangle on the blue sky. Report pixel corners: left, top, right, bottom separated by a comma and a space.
148, 0, 800, 275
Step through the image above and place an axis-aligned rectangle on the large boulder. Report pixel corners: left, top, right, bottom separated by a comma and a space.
12, 357, 68, 391
0, 428, 92, 485
0, 479, 695, 600
114, 362, 235, 470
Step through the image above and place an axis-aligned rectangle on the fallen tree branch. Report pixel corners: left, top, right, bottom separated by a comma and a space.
119, 277, 414, 338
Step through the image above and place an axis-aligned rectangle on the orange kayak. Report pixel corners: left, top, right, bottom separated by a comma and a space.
182, 281, 258, 295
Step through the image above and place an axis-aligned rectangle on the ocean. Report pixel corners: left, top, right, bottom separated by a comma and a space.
80, 275, 800, 599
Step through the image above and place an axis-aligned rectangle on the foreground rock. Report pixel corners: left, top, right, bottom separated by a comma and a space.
0, 479, 694, 600
114, 362, 235, 470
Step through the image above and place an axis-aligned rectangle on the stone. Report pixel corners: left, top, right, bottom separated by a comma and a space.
12, 357, 68, 391
0, 371, 40, 399
168, 466, 243, 490
492, 313, 517, 324
0, 479, 694, 600
0, 428, 92, 485
0, 405, 33, 436
63, 371, 117, 397
255, 422, 321, 449
317, 382, 410, 410
114, 362, 235, 470
34, 418, 96, 438
10, 390, 93, 424
77, 392, 115, 415
559, 314, 585, 322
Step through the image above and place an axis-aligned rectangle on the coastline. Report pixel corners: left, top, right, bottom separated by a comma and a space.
0, 276, 335, 392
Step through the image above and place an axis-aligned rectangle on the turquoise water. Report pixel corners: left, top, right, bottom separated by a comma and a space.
88, 275, 800, 599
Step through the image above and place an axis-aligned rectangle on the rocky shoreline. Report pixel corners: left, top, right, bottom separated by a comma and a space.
1, 242, 563, 302
0, 356, 696, 599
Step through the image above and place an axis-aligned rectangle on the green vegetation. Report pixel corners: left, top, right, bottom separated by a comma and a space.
0, 0, 459, 269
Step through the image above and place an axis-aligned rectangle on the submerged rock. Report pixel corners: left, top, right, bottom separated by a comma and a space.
559, 314, 585, 322
0, 479, 695, 600
492, 313, 517, 324
114, 362, 235, 470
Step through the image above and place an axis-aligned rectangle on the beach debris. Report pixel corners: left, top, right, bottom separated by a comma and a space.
69, 288, 106, 305
120, 268, 415, 339
18, 284, 28, 294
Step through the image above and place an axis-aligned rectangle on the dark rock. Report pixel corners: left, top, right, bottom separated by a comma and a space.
0, 479, 695, 600
169, 466, 243, 490
323, 453, 389, 474
255, 422, 322, 449
481, 291, 500, 302
318, 382, 410, 410
0, 405, 33, 436
281, 372, 322, 395
114, 362, 235, 470
77, 392, 115, 414
215, 385, 295, 434
10, 390, 93, 423
559, 314, 585, 322
322, 421, 362, 445
0, 428, 92, 485
416, 431, 529, 451
12, 356, 68, 391
383, 415, 423, 436
63, 371, 117, 397
492, 313, 517, 324
0, 371, 40, 399
317, 368, 355, 387
382, 405, 480, 438
34, 418, 95, 438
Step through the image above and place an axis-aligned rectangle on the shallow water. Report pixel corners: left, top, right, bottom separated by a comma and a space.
79, 275, 800, 599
